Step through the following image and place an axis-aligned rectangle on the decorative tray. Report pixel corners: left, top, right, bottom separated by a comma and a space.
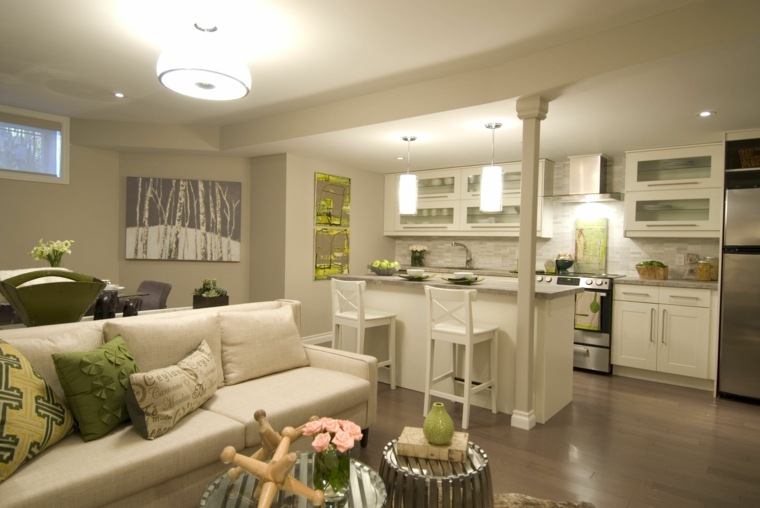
442, 276, 485, 285
397, 274, 435, 281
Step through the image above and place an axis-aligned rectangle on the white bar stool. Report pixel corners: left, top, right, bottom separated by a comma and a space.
423, 285, 498, 429
331, 279, 396, 389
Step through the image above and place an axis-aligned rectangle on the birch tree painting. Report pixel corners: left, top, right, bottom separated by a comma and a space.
126, 177, 241, 261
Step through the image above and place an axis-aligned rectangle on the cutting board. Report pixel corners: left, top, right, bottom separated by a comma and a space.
575, 218, 608, 274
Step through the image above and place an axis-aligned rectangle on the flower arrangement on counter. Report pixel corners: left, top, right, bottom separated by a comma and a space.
30, 239, 74, 267
409, 244, 428, 267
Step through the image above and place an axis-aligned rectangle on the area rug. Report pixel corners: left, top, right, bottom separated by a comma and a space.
494, 493, 596, 508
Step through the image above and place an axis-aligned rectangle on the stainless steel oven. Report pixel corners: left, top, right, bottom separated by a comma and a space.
536, 273, 617, 374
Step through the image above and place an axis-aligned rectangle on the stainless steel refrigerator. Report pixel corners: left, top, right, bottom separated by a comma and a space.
718, 169, 760, 400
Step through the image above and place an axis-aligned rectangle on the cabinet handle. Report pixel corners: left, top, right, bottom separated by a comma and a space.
622, 291, 654, 297
650, 308, 656, 343
470, 225, 518, 229
646, 224, 698, 227
668, 295, 699, 300
646, 181, 700, 187
401, 226, 449, 229
661, 309, 667, 344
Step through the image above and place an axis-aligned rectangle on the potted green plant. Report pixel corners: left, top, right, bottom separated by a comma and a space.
192, 279, 229, 309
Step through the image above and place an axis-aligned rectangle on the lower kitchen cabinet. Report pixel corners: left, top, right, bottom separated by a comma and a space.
612, 285, 711, 379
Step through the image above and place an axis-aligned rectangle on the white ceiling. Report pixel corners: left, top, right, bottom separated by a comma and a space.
2, 0, 759, 173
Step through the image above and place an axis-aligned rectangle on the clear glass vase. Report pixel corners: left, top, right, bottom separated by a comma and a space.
313, 448, 350, 502
411, 251, 425, 267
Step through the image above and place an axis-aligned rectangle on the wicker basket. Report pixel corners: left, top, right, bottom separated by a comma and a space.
739, 147, 760, 168
636, 265, 669, 280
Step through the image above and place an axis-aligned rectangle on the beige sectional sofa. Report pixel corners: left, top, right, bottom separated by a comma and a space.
0, 300, 377, 507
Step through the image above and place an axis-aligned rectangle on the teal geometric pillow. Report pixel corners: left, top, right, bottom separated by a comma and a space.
52, 336, 139, 442
0, 339, 75, 481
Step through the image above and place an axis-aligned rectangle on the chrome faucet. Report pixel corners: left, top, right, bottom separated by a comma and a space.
451, 242, 473, 269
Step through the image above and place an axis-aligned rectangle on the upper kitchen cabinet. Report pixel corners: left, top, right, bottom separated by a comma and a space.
384, 161, 554, 237
625, 143, 723, 191
624, 143, 724, 238
415, 168, 461, 201
460, 160, 554, 199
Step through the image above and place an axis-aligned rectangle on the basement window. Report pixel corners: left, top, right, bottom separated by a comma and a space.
0, 105, 69, 184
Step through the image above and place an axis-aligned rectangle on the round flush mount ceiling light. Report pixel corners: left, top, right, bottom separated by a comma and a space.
698, 110, 716, 118
157, 25, 251, 101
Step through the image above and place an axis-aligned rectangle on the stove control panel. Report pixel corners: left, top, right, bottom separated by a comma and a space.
535, 275, 610, 290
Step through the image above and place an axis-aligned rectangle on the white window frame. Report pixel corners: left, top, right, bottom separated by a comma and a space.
0, 105, 70, 184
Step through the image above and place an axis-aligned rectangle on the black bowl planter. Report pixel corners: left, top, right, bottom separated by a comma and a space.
193, 295, 229, 309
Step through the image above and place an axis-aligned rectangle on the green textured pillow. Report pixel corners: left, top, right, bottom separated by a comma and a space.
52, 336, 139, 442
0, 339, 75, 481
126, 340, 217, 440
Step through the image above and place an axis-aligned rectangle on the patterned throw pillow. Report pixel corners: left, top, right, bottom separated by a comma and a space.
126, 340, 217, 439
52, 336, 139, 442
0, 339, 74, 482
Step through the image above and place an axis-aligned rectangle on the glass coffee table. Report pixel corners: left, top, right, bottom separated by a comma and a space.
200, 451, 386, 507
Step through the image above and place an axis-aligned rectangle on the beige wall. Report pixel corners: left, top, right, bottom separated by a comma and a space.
118, 152, 252, 308
253, 153, 395, 336
0, 145, 120, 278
1, 125, 394, 337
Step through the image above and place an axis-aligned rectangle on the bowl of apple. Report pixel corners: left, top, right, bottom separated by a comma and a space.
369, 260, 399, 276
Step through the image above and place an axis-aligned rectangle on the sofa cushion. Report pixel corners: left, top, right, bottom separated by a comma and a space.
0, 340, 75, 482
0, 409, 245, 507
52, 336, 139, 442
103, 313, 224, 388
127, 340, 218, 439
219, 306, 308, 385
0, 322, 105, 401
201, 366, 371, 447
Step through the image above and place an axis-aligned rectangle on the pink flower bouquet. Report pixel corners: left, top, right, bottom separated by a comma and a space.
303, 417, 363, 453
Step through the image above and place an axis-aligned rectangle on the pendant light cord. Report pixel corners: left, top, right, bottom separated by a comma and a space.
402, 135, 416, 173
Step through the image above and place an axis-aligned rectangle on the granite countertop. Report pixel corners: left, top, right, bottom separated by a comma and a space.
334, 273, 583, 300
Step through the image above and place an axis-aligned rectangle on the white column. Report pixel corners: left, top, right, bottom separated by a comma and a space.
511, 96, 548, 430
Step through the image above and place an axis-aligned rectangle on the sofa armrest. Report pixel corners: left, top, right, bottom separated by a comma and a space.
303, 345, 377, 428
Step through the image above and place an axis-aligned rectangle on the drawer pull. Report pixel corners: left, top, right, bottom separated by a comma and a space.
646, 224, 699, 227
573, 346, 590, 356
646, 181, 700, 187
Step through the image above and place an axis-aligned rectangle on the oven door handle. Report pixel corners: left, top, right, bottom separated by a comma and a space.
573, 346, 591, 357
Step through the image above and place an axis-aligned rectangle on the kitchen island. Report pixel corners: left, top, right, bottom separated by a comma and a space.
333, 273, 582, 424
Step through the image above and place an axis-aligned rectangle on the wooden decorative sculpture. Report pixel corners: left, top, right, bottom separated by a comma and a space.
220, 410, 325, 508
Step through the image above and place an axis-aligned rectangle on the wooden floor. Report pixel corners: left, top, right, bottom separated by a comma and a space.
355, 372, 760, 508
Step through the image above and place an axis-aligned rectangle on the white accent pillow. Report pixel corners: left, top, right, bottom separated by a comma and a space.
219, 306, 308, 385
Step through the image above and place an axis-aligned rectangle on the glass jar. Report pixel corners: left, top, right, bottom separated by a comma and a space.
704, 256, 719, 281
696, 260, 711, 281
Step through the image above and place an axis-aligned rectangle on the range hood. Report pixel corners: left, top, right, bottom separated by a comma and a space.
552, 153, 622, 203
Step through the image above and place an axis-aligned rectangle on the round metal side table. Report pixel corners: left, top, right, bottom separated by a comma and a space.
379, 439, 493, 507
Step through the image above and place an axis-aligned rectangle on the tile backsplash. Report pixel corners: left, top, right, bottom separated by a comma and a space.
394, 159, 720, 278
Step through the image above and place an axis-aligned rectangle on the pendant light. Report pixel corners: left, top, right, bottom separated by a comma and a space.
480, 123, 503, 212
157, 24, 251, 101
398, 135, 418, 215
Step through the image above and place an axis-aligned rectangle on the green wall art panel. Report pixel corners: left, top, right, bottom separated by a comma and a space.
314, 172, 350, 280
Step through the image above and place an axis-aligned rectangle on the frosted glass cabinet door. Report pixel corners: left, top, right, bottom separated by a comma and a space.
625, 143, 723, 191
624, 188, 723, 237
394, 200, 460, 232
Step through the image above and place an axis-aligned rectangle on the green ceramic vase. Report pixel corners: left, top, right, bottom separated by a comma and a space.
423, 402, 454, 446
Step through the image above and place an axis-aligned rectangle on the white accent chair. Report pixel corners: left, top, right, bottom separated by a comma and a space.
423, 285, 499, 429
331, 279, 396, 389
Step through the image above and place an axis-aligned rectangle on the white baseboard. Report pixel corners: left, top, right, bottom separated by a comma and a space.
302, 332, 332, 346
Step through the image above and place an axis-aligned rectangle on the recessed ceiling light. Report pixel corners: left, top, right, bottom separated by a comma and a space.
698, 110, 716, 117
113, 91, 125, 99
